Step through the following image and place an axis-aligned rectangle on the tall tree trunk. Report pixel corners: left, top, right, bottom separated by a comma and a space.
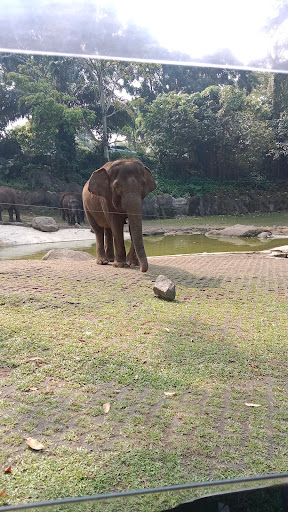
97, 61, 110, 162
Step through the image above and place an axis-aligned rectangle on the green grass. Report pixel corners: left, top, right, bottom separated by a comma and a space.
0, 256, 288, 509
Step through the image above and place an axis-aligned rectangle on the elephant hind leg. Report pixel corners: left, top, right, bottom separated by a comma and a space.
14, 206, 21, 222
104, 228, 114, 262
8, 207, 14, 222
85, 211, 109, 265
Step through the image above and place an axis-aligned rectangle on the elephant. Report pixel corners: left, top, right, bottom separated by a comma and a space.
60, 192, 84, 226
82, 158, 157, 272
0, 186, 21, 222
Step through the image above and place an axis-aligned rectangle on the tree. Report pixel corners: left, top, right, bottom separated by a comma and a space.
6, 56, 96, 177
143, 84, 274, 183
144, 92, 200, 176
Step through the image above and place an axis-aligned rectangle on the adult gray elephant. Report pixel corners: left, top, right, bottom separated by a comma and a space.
83, 158, 157, 272
0, 186, 21, 222
60, 192, 84, 225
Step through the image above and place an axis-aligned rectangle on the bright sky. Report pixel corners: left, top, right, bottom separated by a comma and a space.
111, 0, 279, 65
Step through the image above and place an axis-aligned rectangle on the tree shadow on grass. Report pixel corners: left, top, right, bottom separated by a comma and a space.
144, 263, 222, 289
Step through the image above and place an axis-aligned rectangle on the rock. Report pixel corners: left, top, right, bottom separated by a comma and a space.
271, 245, 288, 253
172, 197, 189, 216
31, 216, 59, 232
258, 231, 272, 239
153, 275, 176, 301
21, 190, 60, 207
269, 250, 287, 258
42, 249, 95, 260
266, 245, 288, 258
206, 224, 265, 238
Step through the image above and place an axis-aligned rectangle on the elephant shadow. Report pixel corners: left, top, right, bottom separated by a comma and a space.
144, 263, 222, 289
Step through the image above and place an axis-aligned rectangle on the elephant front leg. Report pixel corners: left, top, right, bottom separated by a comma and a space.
76, 211, 82, 225
112, 218, 128, 268
126, 241, 139, 267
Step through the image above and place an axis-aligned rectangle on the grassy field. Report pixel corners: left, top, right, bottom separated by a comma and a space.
0, 250, 288, 510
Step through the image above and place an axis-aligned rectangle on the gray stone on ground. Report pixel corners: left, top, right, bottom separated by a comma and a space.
153, 275, 176, 301
264, 245, 288, 258
258, 231, 272, 239
206, 224, 270, 238
269, 250, 287, 258
32, 216, 59, 232
42, 249, 95, 261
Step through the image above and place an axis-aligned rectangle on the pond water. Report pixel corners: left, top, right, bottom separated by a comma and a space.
1, 233, 288, 260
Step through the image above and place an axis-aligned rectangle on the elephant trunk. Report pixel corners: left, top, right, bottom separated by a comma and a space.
123, 195, 148, 272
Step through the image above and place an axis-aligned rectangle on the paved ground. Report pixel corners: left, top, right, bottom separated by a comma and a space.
1, 250, 286, 296
0, 251, 287, 472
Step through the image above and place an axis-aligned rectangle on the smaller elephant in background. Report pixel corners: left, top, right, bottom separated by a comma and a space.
0, 186, 21, 222
60, 192, 84, 226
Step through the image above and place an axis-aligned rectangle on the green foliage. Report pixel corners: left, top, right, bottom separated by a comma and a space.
151, 174, 275, 198
1, 54, 288, 191
143, 83, 277, 183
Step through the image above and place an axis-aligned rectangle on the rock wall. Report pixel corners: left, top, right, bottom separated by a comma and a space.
13, 188, 288, 216
143, 192, 288, 219
16, 183, 83, 208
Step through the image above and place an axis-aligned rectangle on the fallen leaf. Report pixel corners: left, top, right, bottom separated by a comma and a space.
44, 387, 53, 395
26, 437, 45, 450
135, 374, 139, 380
0, 489, 6, 498
4, 467, 11, 474
245, 402, 261, 407
27, 357, 44, 362
103, 403, 110, 414
277, 387, 283, 391
165, 328, 170, 332
28, 387, 38, 392
164, 391, 177, 397
79, 339, 86, 343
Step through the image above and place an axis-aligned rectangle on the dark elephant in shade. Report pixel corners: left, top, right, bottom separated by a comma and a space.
83, 158, 157, 272
0, 186, 21, 222
60, 192, 84, 226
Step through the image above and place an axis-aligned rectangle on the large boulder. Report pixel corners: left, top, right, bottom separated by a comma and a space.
143, 195, 189, 220
21, 189, 60, 207
32, 216, 59, 232
42, 249, 94, 260
206, 224, 268, 238
153, 275, 176, 301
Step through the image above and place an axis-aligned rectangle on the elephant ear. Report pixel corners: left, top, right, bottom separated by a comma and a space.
88, 168, 111, 200
143, 166, 157, 197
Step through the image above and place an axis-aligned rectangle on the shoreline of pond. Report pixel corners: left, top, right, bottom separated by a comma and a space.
2, 219, 288, 247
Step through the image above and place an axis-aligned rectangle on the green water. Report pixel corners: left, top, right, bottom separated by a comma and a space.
11, 233, 288, 260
